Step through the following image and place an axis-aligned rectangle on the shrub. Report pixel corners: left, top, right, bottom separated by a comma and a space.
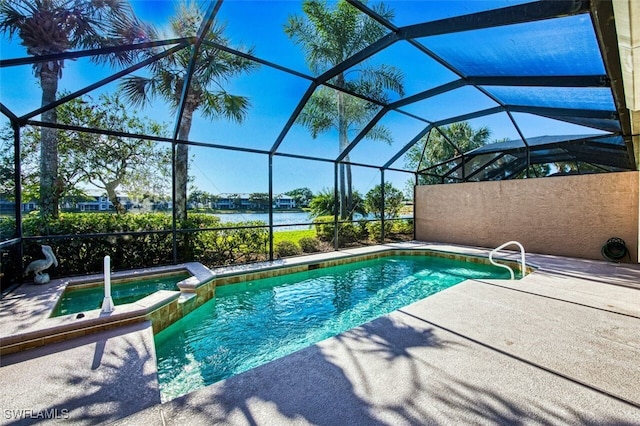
179, 220, 268, 266
298, 237, 321, 253
0, 216, 16, 240
354, 219, 369, 239
313, 215, 334, 242
313, 216, 362, 246
275, 240, 301, 258
338, 222, 360, 244
392, 219, 414, 235
365, 220, 394, 242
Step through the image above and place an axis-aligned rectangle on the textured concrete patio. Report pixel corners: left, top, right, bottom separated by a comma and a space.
1, 242, 639, 425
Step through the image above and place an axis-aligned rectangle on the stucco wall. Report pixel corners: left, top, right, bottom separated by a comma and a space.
415, 172, 639, 262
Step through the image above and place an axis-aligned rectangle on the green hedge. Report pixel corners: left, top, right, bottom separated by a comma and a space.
298, 237, 321, 253
274, 240, 301, 258
11, 212, 268, 278
312, 215, 414, 245
313, 215, 335, 242
313, 215, 364, 246
365, 220, 394, 242
392, 219, 414, 235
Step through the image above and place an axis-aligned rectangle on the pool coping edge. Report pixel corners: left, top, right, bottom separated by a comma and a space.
0, 246, 531, 356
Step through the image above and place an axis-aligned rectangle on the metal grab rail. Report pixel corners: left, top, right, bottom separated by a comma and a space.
489, 241, 526, 280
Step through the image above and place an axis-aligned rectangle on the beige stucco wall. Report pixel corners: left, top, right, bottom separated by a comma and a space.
415, 172, 639, 262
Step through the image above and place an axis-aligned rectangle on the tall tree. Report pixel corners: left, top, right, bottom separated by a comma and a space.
405, 122, 491, 185
285, 0, 404, 219
309, 187, 365, 218
121, 0, 258, 221
188, 189, 218, 209
59, 94, 170, 213
1, 93, 170, 213
0, 124, 38, 202
0, 0, 151, 218
364, 182, 404, 220
285, 187, 313, 207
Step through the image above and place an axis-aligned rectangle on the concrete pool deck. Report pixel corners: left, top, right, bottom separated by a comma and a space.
1, 242, 639, 424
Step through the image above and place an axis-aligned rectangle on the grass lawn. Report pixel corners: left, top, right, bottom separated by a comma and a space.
272, 229, 316, 246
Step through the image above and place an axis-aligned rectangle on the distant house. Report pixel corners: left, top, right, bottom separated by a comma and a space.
274, 194, 296, 209
23, 201, 37, 212
76, 195, 110, 212
213, 193, 246, 210
214, 194, 256, 210
76, 195, 135, 212
0, 199, 37, 214
212, 193, 297, 210
0, 195, 169, 213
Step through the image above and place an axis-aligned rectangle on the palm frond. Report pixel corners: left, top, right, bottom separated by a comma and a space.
171, 0, 202, 38
364, 124, 393, 145
0, 0, 30, 37
119, 75, 155, 107
220, 92, 251, 123
195, 47, 257, 88
286, 3, 346, 73
200, 91, 250, 123
298, 88, 337, 138
110, 1, 257, 130
358, 64, 405, 98
101, 9, 158, 67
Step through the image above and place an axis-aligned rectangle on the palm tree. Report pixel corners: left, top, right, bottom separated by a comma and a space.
0, 0, 151, 218
405, 122, 491, 184
285, 0, 404, 220
120, 1, 258, 221
309, 187, 366, 218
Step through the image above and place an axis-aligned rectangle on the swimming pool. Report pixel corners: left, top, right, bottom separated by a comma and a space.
52, 272, 190, 317
154, 253, 514, 401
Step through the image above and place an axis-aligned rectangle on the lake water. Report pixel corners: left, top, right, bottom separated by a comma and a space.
214, 211, 412, 231
216, 212, 313, 231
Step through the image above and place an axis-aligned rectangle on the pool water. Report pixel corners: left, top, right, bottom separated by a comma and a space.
52, 273, 190, 317
155, 254, 513, 401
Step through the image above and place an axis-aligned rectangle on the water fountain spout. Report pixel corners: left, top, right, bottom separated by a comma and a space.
101, 255, 115, 313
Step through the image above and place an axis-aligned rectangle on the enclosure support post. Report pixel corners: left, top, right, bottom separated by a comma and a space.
13, 121, 24, 279
171, 140, 178, 264
380, 169, 385, 242
334, 162, 339, 250
268, 154, 274, 261
413, 173, 417, 241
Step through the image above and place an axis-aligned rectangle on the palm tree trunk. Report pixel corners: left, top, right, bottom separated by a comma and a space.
39, 67, 59, 219
346, 162, 353, 220
337, 78, 349, 220
339, 163, 346, 218
175, 108, 193, 221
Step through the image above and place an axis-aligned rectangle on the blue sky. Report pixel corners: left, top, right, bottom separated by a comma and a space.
0, 0, 611, 198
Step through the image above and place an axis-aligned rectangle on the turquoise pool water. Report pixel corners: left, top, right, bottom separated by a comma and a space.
52, 273, 190, 317
155, 254, 512, 400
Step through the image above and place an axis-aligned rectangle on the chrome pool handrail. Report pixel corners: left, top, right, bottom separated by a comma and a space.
489, 241, 526, 280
